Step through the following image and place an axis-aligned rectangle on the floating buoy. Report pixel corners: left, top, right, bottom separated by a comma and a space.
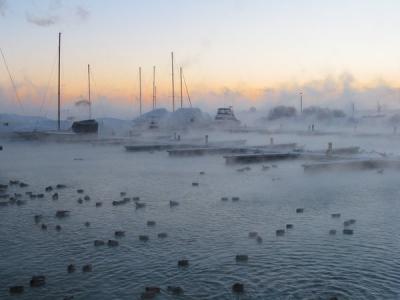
232, 283, 244, 293
30, 276, 46, 287
178, 259, 189, 267
235, 255, 248, 262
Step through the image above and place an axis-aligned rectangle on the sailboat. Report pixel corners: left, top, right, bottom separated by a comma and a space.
71, 64, 99, 134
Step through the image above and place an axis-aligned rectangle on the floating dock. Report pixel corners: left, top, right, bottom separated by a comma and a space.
125, 139, 247, 152
168, 143, 297, 157
224, 152, 300, 164
303, 159, 400, 172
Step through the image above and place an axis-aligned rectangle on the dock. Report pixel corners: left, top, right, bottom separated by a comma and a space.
124, 139, 247, 152
303, 159, 400, 172
224, 152, 300, 164
167, 143, 297, 157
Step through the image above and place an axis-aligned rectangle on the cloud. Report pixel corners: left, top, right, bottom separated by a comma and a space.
0, 0, 7, 17
26, 13, 58, 27
75, 5, 89, 21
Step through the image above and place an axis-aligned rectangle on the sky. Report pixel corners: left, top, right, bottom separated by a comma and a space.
1, 0, 400, 119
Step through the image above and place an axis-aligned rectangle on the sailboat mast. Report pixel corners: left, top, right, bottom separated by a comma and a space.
88, 64, 91, 119
57, 32, 61, 130
139, 67, 142, 116
180, 67, 183, 109
171, 52, 175, 112
300, 92, 303, 113
152, 66, 155, 110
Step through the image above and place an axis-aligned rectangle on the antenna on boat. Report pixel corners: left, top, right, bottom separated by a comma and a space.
152, 66, 156, 110
300, 92, 303, 114
57, 32, 61, 130
139, 66, 142, 116
180, 67, 183, 109
171, 52, 175, 112
88, 64, 91, 119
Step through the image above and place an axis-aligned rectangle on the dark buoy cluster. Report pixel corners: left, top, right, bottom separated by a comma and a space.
232, 282, 244, 293
343, 219, 356, 226
331, 213, 341, 218
56, 210, 70, 218
115, 230, 125, 237
248, 231, 258, 238
9, 286, 24, 295
113, 193, 135, 206
169, 200, 179, 207
108, 240, 119, 247
30, 275, 46, 287
94, 240, 105, 246
276, 229, 285, 236
192, 182, 199, 187
141, 286, 160, 299
235, 254, 248, 262
82, 264, 92, 272
67, 264, 76, 273
167, 286, 184, 295
296, 208, 304, 213
147, 220, 156, 227
178, 259, 189, 267
157, 232, 167, 238
232, 196, 240, 202
135, 202, 146, 209
139, 235, 149, 241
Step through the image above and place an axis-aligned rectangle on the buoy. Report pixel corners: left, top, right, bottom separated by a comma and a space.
232, 283, 244, 293
178, 259, 189, 267
235, 255, 248, 262
30, 276, 46, 287
82, 264, 92, 272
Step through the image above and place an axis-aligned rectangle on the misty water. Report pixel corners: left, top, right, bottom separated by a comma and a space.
1, 133, 400, 299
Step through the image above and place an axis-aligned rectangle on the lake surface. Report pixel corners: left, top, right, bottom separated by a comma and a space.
0, 134, 400, 299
